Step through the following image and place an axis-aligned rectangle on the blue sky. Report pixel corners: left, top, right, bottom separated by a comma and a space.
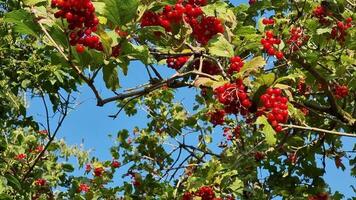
27, 0, 355, 198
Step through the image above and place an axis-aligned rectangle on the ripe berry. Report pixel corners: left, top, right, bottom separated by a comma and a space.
111, 160, 121, 168
275, 51, 284, 60
93, 167, 104, 177
209, 109, 225, 126
76, 44, 85, 53
78, 183, 90, 193
34, 178, 46, 186
334, 84, 349, 99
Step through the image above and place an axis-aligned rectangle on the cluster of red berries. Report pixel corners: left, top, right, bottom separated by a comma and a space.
287, 27, 308, 52
334, 84, 349, 99
93, 167, 104, 177
51, 0, 103, 53
111, 45, 122, 58
214, 79, 252, 115
182, 186, 232, 200
111, 160, 121, 168
331, 18, 353, 43
296, 78, 311, 95
254, 151, 265, 162
34, 178, 46, 186
248, 0, 256, 5
260, 30, 284, 60
209, 109, 225, 126
141, 0, 224, 45
262, 18, 275, 26
308, 193, 329, 200
228, 56, 244, 75
191, 16, 224, 45
78, 183, 90, 193
167, 56, 189, 70
223, 126, 241, 141
196, 60, 221, 75
15, 153, 27, 161
313, 5, 331, 25
258, 88, 289, 132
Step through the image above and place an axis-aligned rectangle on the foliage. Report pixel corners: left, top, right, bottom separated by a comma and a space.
0, 0, 355, 199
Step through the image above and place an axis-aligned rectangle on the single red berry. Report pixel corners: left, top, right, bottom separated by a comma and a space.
275, 51, 284, 60
76, 44, 85, 53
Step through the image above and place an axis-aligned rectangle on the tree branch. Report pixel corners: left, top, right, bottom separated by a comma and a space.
281, 124, 356, 138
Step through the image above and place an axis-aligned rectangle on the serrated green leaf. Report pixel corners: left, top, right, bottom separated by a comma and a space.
23, 0, 46, 6
103, 63, 120, 90
241, 56, 266, 74
102, 0, 139, 25
4, 9, 40, 37
208, 34, 234, 58
256, 73, 275, 86
316, 28, 331, 35
255, 116, 277, 145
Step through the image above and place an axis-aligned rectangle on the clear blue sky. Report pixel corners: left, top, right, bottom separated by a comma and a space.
28, 0, 355, 198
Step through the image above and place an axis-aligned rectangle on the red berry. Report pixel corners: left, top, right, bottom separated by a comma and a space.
76, 44, 85, 53
275, 51, 284, 60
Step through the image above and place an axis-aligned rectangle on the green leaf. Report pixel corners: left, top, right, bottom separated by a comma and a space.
121, 41, 151, 65
255, 116, 277, 145
316, 28, 331, 35
4, 9, 40, 37
23, 0, 46, 6
62, 163, 75, 172
207, 34, 234, 58
256, 73, 275, 86
103, 63, 120, 90
241, 56, 266, 74
102, 0, 139, 25
4, 174, 21, 191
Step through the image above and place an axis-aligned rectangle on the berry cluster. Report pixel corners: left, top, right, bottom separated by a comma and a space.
260, 30, 284, 60
34, 178, 46, 186
167, 56, 189, 70
297, 78, 311, 95
228, 56, 244, 75
111, 160, 121, 168
223, 126, 241, 141
111, 45, 122, 58
197, 60, 221, 75
254, 151, 265, 162
78, 183, 90, 193
248, 0, 256, 5
93, 167, 104, 177
182, 186, 227, 200
214, 79, 252, 115
262, 18, 275, 26
313, 5, 331, 25
191, 16, 224, 45
308, 193, 329, 200
15, 153, 27, 161
141, 1, 224, 45
334, 84, 349, 99
258, 88, 289, 132
287, 27, 308, 52
331, 18, 353, 43
51, 0, 102, 53
209, 109, 225, 126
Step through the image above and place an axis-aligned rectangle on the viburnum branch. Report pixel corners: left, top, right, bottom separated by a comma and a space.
281, 124, 356, 138
34, 10, 104, 106
22, 94, 71, 181
202, 53, 227, 77
100, 70, 216, 106
291, 54, 356, 130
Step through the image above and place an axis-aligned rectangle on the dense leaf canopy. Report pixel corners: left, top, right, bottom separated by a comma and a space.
0, 0, 355, 199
